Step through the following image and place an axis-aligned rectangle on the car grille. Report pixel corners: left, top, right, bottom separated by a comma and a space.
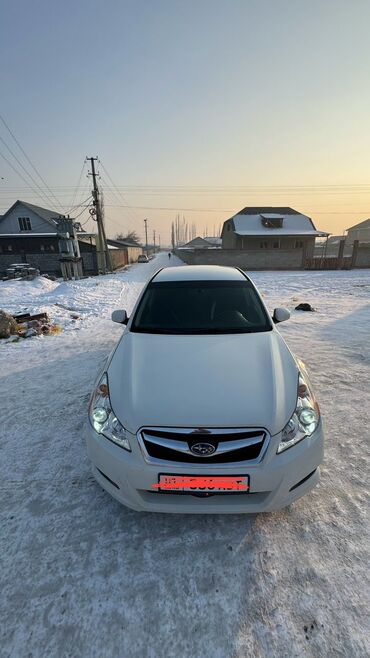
138, 427, 267, 464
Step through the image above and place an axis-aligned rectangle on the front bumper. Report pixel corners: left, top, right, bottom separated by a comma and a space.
85, 423, 324, 514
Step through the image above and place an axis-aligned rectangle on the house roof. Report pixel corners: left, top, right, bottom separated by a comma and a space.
179, 236, 222, 249
107, 238, 142, 248
182, 237, 212, 248
0, 200, 66, 228
237, 207, 302, 215
227, 206, 328, 237
346, 218, 370, 231
0, 233, 58, 237
204, 236, 222, 245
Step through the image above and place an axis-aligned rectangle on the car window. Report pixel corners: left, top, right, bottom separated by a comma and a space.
131, 280, 272, 334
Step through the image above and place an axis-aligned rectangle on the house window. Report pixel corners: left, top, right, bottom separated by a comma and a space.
260, 241, 268, 249
18, 217, 32, 231
295, 240, 304, 249
273, 240, 280, 249
261, 216, 284, 229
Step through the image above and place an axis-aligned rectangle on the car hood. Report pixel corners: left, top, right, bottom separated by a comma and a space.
107, 330, 299, 435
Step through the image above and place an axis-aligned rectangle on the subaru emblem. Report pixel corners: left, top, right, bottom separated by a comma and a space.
190, 442, 216, 456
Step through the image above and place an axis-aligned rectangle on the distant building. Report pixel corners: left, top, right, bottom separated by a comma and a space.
345, 218, 370, 245
105, 238, 142, 262
314, 235, 348, 257
203, 236, 222, 247
221, 207, 327, 258
180, 236, 222, 249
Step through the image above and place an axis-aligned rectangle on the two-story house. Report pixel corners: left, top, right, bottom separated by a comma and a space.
221, 206, 328, 268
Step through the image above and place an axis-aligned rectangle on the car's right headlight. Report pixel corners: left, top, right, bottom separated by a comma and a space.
89, 373, 131, 452
277, 369, 320, 454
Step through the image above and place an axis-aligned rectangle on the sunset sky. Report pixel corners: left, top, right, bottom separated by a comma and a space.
1, 0, 370, 244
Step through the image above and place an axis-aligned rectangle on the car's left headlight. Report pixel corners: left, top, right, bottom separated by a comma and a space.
89, 373, 131, 452
277, 367, 320, 454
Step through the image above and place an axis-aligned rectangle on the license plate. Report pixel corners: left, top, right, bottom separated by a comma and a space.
155, 474, 250, 493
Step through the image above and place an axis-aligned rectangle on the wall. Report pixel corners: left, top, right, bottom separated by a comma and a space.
0, 235, 134, 275
0, 203, 55, 234
221, 220, 237, 248
109, 249, 128, 269
175, 248, 305, 269
0, 252, 96, 276
346, 225, 370, 245
126, 246, 142, 263
238, 236, 314, 252
354, 243, 370, 268
304, 257, 352, 270
0, 235, 59, 254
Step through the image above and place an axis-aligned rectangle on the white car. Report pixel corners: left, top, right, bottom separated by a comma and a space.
137, 254, 149, 263
86, 265, 324, 513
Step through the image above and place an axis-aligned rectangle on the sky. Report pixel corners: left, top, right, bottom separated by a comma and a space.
1, 0, 370, 244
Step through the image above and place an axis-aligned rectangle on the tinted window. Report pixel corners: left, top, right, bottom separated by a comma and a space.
131, 280, 272, 334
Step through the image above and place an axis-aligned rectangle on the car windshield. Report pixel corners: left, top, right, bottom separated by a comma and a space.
131, 279, 272, 334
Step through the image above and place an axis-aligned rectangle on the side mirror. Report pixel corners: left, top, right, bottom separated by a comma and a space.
111, 309, 128, 325
273, 307, 290, 324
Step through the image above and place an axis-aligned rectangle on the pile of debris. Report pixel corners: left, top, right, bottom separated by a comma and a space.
3, 263, 40, 281
0, 309, 62, 340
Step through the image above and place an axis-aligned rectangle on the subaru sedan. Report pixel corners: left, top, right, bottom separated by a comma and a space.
86, 265, 324, 513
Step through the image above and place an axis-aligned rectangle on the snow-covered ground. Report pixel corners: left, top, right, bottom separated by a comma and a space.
0, 254, 369, 657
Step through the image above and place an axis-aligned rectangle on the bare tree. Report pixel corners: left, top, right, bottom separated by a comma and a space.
116, 230, 141, 245
171, 221, 175, 250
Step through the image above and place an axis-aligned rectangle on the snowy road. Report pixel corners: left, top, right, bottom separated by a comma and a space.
1, 254, 369, 657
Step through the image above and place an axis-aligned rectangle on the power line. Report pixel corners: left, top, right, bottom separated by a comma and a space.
67, 161, 87, 214
0, 189, 367, 217
68, 194, 93, 214
0, 112, 64, 211
98, 160, 142, 223
103, 183, 370, 191
100, 178, 140, 228
0, 190, 368, 210
102, 203, 369, 215
2, 182, 370, 191
98, 173, 139, 228
0, 134, 63, 210
0, 147, 60, 209
73, 204, 92, 220
103, 211, 143, 238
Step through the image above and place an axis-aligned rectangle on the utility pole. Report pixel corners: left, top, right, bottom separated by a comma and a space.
144, 218, 148, 255
87, 156, 111, 274
153, 229, 156, 253
159, 234, 161, 251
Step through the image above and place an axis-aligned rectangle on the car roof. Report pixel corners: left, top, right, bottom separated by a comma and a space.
152, 265, 248, 282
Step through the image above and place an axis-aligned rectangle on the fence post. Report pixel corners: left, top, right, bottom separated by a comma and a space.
351, 240, 359, 269
338, 239, 345, 269
302, 241, 308, 268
